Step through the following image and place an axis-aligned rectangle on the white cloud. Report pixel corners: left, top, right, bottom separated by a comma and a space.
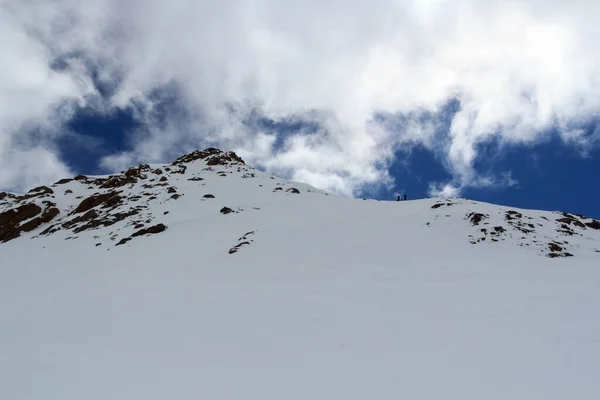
1, 0, 600, 195
428, 183, 461, 198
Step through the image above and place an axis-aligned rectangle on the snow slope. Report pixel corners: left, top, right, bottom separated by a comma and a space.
1, 149, 600, 399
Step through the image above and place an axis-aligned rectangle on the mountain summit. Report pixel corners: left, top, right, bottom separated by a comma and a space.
2, 148, 600, 399
1, 147, 599, 257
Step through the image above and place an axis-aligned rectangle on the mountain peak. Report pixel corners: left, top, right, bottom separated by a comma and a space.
171, 147, 245, 166
3, 148, 600, 399
1, 147, 600, 260
0, 147, 321, 246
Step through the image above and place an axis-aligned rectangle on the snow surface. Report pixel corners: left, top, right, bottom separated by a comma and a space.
1, 153, 600, 399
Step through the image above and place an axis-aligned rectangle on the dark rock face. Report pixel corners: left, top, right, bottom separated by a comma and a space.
0, 203, 45, 242
54, 178, 73, 185
203, 194, 215, 199
100, 175, 136, 189
63, 210, 99, 230
172, 148, 245, 166
0, 203, 42, 226
432, 202, 456, 209
74, 191, 122, 214
229, 231, 256, 254
20, 207, 60, 233
505, 211, 523, 221
28, 186, 54, 195
229, 241, 250, 254
131, 223, 167, 237
586, 220, 600, 230
220, 207, 234, 214
0, 202, 60, 242
548, 242, 574, 258
466, 212, 488, 226
125, 164, 151, 179
116, 224, 168, 246
286, 188, 300, 194
556, 214, 586, 228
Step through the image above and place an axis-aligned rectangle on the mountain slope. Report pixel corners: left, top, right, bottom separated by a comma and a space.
1, 148, 600, 399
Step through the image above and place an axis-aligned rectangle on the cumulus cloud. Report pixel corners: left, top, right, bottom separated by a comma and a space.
1, 0, 600, 195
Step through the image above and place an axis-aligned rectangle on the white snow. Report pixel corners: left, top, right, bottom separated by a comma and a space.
1, 153, 600, 399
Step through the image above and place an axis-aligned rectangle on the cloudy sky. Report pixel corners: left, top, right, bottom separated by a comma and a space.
2, 0, 600, 217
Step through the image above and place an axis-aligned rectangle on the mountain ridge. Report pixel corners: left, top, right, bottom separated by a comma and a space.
1, 147, 599, 259
2, 148, 600, 399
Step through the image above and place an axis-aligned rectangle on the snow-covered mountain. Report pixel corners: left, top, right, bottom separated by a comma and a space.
1, 148, 600, 399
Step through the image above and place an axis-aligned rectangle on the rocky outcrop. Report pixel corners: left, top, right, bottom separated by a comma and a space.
0, 203, 43, 242
131, 223, 167, 237
116, 224, 168, 246
20, 205, 60, 233
74, 191, 122, 214
172, 148, 245, 166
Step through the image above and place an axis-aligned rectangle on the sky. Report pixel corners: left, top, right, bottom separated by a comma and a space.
1, 0, 600, 218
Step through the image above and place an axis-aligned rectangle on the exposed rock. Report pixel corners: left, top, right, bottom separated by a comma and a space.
65, 190, 73, 194
229, 241, 250, 254
63, 210, 99, 230
286, 187, 300, 194
100, 175, 136, 189
586, 220, 600, 230
431, 202, 454, 209
125, 164, 151, 179
0, 203, 42, 226
238, 231, 255, 241
74, 191, 122, 214
273, 187, 283, 191
131, 223, 167, 237
494, 226, 506, 233
556, 215, 586, 228
220, 207, 234, 214
505, 211, 523, 221
68, 209, 139, 234
20, 207, 60, 233
28, 186, 54, 195
203, 194, 215, 199
0, 225, 21, 242
466, 212, 488, 226
74, 175, 89, 182
188, 177, 204, 181
54, 178, 73, 185
167, 187, 177, 193
40, 224, 61, 236
548, 242, 563, 253
172, 148, 245, 166
159, 176, 168, 182
0, 203, 43, 242
116, 237, 132, 246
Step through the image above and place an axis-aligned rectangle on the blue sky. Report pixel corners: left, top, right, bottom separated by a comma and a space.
56, 104, 600, 219
3, 0, 600, 219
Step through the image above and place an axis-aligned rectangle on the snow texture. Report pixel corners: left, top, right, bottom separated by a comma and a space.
1, 149, 600, 399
